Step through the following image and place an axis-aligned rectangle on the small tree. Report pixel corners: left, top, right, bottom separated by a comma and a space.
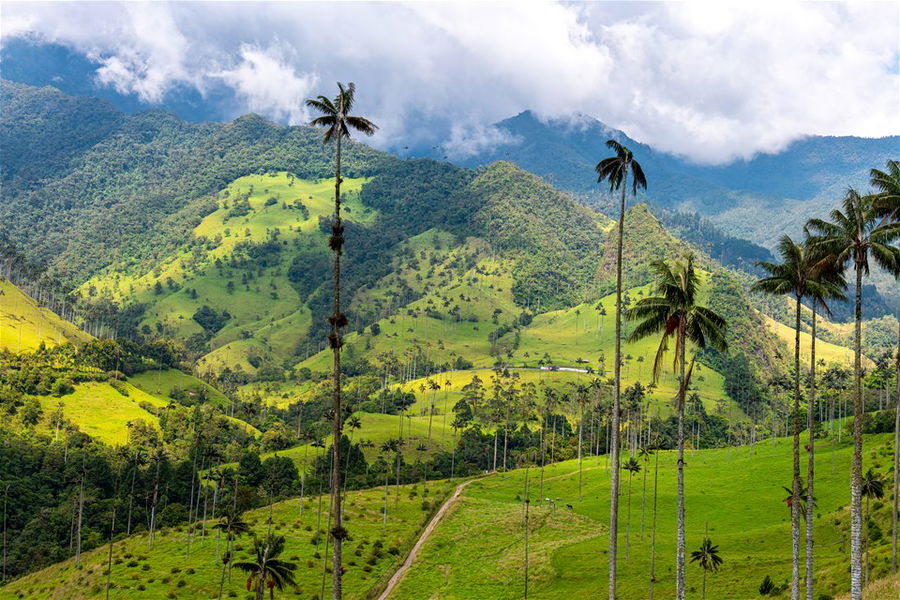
690, 536, 723, 600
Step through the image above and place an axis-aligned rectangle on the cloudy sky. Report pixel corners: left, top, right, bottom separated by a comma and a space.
2, 1, 898, 163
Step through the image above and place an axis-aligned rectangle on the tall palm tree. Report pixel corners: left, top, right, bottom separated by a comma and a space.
306, 82, 377, 600
807, 190, 900, 600
595, 138, 647, 599
234, 534, 297, 600
753, 235, 846, 600
623, 456, 641, 560
627, 254, 728, 600
803, 261, 846, 600
215, 510, 250, 600
690, 536, 724, 600
869, 160, 900, 574
861, 468, 885, 586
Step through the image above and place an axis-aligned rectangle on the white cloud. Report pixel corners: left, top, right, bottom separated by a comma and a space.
1, 1, 897, 163
442, 122, 522, 159
215, 44, 317, 125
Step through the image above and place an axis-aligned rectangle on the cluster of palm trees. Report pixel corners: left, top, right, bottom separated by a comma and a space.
597, 140, 730, 600
751, 162, 900, 600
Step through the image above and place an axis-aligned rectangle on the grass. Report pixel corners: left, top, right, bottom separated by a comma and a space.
764, 314, 872, 368
388, 430, 898, 600
0, 279, 90, 352
127, 369, 230, 407
36, 381, 167, 445
80, 173, 371, 376
0, 480, 456, 600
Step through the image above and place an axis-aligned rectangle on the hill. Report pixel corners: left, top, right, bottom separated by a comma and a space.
4, 430, 896, 600
0, 278, 91, 351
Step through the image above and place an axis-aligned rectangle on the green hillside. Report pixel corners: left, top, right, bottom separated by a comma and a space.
0, 480, 456, 600
389, 432, 897, 600
0, 279, 91, 351
5, 431, 895, 600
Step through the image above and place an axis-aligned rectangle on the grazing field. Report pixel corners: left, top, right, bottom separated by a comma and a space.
0, 279, 90, 352
0, 480, 456, 600
764, 314, 871, 368
388, 431, 897, 600
35, 381, 167, 445
128, 368, 231, 407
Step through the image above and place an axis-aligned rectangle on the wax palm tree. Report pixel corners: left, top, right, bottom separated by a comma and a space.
427, 379, 440, 441
233, 534, 297, 600
803, 258, 846, 600
215, 510, 250, 600
595, 138, 647, 598
781, 485, 817, 520
870, 159, 900, 222
753, 235, 846, 600
870, 160, 900, 574
627, 254, 728, 600
623, 456, 641, 560
861, 468, 885, 585
307, 82, 377, 600
690, 536, 724, 600
807, 190, 900, 600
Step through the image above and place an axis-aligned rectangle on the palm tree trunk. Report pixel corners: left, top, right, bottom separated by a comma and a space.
578, 401, 583, 501
330, 131, 345, 600
850, 266, 864, 600
865, 495, 870, 586
702, 567, 707, 600
104, 496, 117, 600
806, 305, 817, 600
609, 170, 627, 600
649, 448, 659, 600
892, 320, 899, 574
641, 454, 648, 537
676, 325, 687, 600
625, 472, 633, 560
791, 294, 802, 600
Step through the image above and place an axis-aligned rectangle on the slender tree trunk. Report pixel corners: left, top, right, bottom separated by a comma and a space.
609, 170, 627, 600
806, 305, 817, 600
649, 448, 659, 600
524, 465, 530, 600
625, 472, 633, 559
892, 320, 899, 574
675, 325, 687, 600
865, 495, 870, 586
330, 132, 345, 600
850, 266, 864, 600
105, 495, 117, 600
641, 453, 648, 537
791, 294, 802, 600
578, 401, 584, 501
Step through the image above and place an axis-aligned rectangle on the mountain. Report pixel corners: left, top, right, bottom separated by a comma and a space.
435, 110, 900, 314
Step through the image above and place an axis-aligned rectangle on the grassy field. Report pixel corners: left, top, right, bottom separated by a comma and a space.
80, 173, 371, 376
128, 369, 231, 408
0, 279, 90, 352
764, 314, 872, 368
0, 480, 456, 600
389, 431, 898, 600
35, 381, 167, 445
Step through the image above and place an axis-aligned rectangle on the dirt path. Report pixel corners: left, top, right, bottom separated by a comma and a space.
377, 478, 478, 600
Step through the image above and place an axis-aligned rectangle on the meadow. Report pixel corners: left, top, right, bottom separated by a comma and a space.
0, 279, 90, 352
0, 480, 456, 600
389, 431, 898, 600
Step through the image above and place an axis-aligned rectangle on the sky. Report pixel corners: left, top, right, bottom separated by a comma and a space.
1, 1, 898, 164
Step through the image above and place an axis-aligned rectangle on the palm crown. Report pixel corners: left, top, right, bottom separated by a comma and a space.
595, 139, 648, 195
233, 534, 297, 599
752, 235, 847, 313
306, 82, 378, 144
626, 254, 728, 399
806, 189, 900, 277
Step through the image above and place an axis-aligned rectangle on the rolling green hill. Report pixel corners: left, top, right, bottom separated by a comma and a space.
0, 279, 91, 351
4, 430, 895, 600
